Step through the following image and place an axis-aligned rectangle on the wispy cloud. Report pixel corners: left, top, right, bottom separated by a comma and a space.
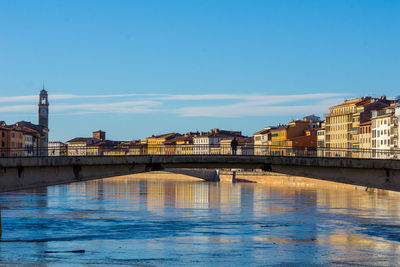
0, 93, 159, 103
53, 101, 162, 114
155, 93, 346, 103
171, 97, 344, 117
0, 92, 349, 117
0, 105, 36, 112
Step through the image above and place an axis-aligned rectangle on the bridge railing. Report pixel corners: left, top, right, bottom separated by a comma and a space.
0, 144, 399, 160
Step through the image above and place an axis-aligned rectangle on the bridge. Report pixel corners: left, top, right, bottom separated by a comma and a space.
1, 154, 400, 192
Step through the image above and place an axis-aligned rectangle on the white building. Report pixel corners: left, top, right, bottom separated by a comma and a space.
253, 127, 272, 155
48, 142, 67, 156
67, 138, 100, 156
193, 129, 242, 155
317, 123, 325, 157
193, 134, 232, 154
371, 105, 397, 159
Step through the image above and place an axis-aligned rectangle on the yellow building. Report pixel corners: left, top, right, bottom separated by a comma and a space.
8, 127, 24, 157
103, 150, 127, 156
359, 121, 372, 158
175, 137, 194, 155
126, 140, 148, 155
88, 140, 122, 156
325, 97, 392, 157
210, 147, 221, 155
220, 139, 232, 155
147, 133, 181, 155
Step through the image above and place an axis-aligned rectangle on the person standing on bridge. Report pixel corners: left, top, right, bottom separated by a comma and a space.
231, 138, 238, 155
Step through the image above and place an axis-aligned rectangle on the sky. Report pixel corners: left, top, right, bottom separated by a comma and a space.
0, 0, 399, 141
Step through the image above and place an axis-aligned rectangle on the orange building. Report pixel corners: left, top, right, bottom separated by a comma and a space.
284, 129, 317, 156
270, 120, 313, 156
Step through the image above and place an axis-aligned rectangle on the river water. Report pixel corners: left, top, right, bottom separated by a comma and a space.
1, 174, 400, 266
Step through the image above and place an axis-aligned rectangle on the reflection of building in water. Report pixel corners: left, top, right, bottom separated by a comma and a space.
219, 183, 242, 212
145, 181, 166, 211
316, 185, 400, 218
193, 183, 209, 209
175, 183, 195, 209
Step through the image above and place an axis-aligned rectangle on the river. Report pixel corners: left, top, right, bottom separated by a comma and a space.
0, 173, 400, 266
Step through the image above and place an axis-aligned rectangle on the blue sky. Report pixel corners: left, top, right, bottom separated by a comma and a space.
0, 0, 399, 141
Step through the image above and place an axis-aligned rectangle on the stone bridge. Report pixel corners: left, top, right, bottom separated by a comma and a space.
0, 155, 400, 192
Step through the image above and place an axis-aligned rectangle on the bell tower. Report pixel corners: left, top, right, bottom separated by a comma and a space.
38, 86, 49, 128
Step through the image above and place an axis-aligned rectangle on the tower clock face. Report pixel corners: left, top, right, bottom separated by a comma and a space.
40, 108, 46, 114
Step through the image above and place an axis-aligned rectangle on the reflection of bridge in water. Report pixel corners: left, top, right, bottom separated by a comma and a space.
1, 154, 400, 192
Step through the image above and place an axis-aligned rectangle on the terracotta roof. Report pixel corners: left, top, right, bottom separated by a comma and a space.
67, 137, 101, 143
331, 98, 365, 108
88, 140, 121, 147
15, 121, 46, 132
237, 137, 254, 144
148, 133, 181, 139
289, 120, 309, 124
164, 135, 193, 145
18, 126, 40, 135
254, 128, 270, 135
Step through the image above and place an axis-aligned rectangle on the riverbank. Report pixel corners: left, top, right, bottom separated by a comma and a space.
124, 170, 400, 195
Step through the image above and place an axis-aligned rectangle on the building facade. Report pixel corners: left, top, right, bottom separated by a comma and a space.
147, 133, 181, 155
269, 120, 312, 156
317, 123, 325, 157
371, 105, 397, 159
253, 127, 273, 155
359, 121, 372, 158
193, 129, 242, 155
325, 97, 392, 157
67, 138, 100, 156
396, 98, 400, 158
48, 142, 67, 156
